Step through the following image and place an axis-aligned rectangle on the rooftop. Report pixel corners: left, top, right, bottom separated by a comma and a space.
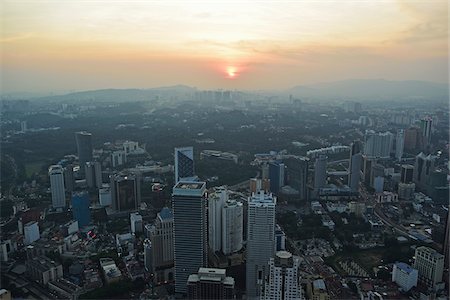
158, 207, 173, 220
395, 262, 416, 274
174, 181, 205, 190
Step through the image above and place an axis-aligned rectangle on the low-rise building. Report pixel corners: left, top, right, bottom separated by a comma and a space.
99, 258, 122, 284
187, 268, 235, 299
26, 256, 63, 285
48, 278, 83, 300
392, 262, 418, 292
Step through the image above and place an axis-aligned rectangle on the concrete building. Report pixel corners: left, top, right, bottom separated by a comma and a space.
174, 147, 195, 183
111, 150, 127, 168
274, 225, 286, 252
63, 165, 75, 193
284, 157, 309, 201
363, 130, 393, 158
401, 165, 414, 184
172, 181, 208, 294
98, 185, 112, 206
392, 262, 418, 292
24, 221, 40, 245
130, 212, 143, 234
208, 187, 227, 253
398, 182, 415, 200
49, 165, 66, 209
85, 161, 102, 188
413, 246, 444, 289
249, 178, 270, 194
349, 141, 362, 193
222, 200, 243, 255
26, 256, 63, 285
314, 155, 327, 194
269, 161, 285, 194
413, 153, 437, 190
187, 268, 235, 300
420, 117, 433, 145
100, 258, 122, 284
246, 191, 276, 299
404, 127, 423, 152
395, 130, 405, 162
307, 279, 330, 300
263, 251, 303, 300
110, 173, 141, 212
75, 131, 93, 175
71, 191, 91, 227
370, 164, 384, 188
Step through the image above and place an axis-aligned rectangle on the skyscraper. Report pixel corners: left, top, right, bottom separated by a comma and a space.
174, 147, 195, 183
420, 117, 432, 145
349, 141, 362, 193
404, 127, 423, 152
49, 165, 66, 209
400, 165, 414, 183
314, 155, 327, 193
63, 164, 75, 193
110, 173, 141, 212
413, 152, 437, 190
75, 131, 93, 175
363, 130, 393, 158
444, 208, 449, 271
172, 181, 208, 295
395, 130, 405, 162
263, 251, 304, 300
71, 191, 91, 227
285, 157, 309, 201
246, 191, 276, 299
222, 200, 243, 255
208, 187, 227, 253
269, 162, 285, 194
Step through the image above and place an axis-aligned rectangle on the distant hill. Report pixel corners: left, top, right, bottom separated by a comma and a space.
288, 79, 448, 99
35, 85, 197, 103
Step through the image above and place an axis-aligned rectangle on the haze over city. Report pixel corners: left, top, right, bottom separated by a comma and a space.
1, 0, 448, 93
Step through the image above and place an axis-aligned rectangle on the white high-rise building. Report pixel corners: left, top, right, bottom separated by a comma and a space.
413, 246, 444, 289
395, 130, 405, 162
263, 251, 304, 300
246, 191, 276, 299
174, 147, 195, 183
392, 262, 418, 292
130, 212, 143, 234
364, 130, 393, 158
208, 187, 227, 253
49, 165, 66, 209
24, 221, 40, 245
222, 200, 243, 255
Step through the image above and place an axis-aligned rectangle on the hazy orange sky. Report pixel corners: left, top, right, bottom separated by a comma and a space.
1, 0, 448, 93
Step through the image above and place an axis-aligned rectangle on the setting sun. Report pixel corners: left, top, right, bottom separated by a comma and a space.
226, 66, 237, 79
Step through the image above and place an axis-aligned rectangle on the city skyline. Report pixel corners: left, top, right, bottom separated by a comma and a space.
1, 0, 448, 93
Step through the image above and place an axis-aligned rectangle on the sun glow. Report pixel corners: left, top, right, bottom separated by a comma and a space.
226, 66, 237, 79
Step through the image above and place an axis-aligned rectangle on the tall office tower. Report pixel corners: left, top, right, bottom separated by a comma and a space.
426, 170, 449, 203
262, 251, 303, 300
396, 130, 405, 162
148, 207, 174, 280
444, 208, 449, 270
75, 131, 93, 175
94, 161, 102, 187
413, 152, 437, 190
222, 200, 243, 255
110, 173, 141, 212
246, 191, 276, 299
85, 162, 96, 188
363, 130, 393, 158
404, 127, 423, 152
413, 246, 444, 289
285, 157, 309, 201
187, 268, 235, 300
172, 181, 208, 295
269, 162, 285, 194
370, 164, 384, 188
63, 165, 75, 193
174, 147, 195, 183
111, 150, 127, 168
208, 187, 227, 253
362, 155, 374, 185
49, 165, 66, 209
400, 165, 414, 183
71, 191, 91, 227
144, 239, 153, 272
420, 117, 433, 145
314, 155, 327, 193
349, 141, 362, 193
